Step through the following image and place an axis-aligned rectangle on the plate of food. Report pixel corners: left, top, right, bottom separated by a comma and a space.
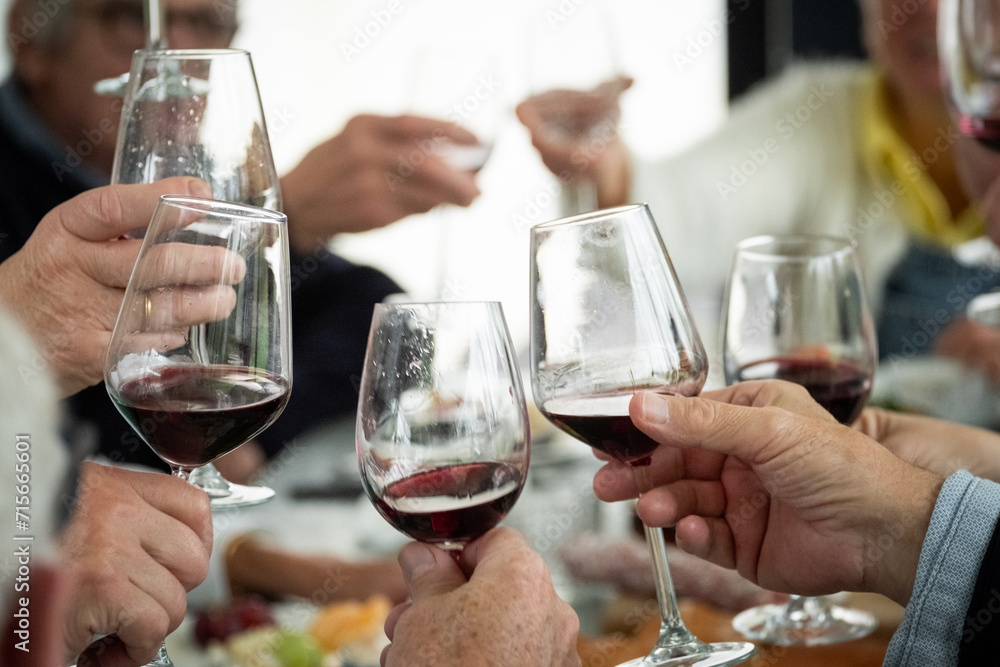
168, 595, 392, 667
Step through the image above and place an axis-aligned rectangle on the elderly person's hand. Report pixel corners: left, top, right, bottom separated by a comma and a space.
64, 462, 212, 666
0, 178, 212, 397
382, 528, 580, 667
516, 76, 633, 208
594, 380, 943, 606
280, 114, 482, 254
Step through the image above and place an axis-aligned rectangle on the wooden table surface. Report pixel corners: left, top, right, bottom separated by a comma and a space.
578, 593, 903, 667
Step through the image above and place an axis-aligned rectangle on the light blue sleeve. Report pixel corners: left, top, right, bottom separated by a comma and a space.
883, 471, 1000, 666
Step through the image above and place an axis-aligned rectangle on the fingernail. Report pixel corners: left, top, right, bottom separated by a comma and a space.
186, 178, 213, 198
641, 392, 670, 424
398, 542, 437, 585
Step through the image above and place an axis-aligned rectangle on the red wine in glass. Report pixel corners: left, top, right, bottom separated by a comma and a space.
111, 364, 290, 469
736, 357, 872, 425
367, 461, 523, 545
540, 394, 661, 466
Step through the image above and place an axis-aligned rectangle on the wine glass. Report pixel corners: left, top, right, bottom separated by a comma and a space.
105, 195, 292, 666
723, 234, 878, 645
112, 47, 281, 507
524, 2, 628, 214
530, 204, 755, 667
940, 0, 1000, 149
356, 302, 530, 556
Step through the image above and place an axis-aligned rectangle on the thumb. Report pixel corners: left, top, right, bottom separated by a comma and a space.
629, 391, 803, 465
397, 542, 466, 601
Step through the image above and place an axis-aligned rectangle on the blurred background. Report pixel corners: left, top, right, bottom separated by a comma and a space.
0, 0, 866, 348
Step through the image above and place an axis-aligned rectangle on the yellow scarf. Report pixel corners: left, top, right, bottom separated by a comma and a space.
858, 69, 983, 246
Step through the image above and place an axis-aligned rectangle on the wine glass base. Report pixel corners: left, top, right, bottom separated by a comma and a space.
732, 602, 877, 646
207, 482, 275, 509
615, 641, 756, 667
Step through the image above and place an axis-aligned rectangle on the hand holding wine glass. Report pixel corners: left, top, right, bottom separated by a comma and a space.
356, 302, 529, 555
104, 194, 291, 666
723, 234, 878, 645
530, 204, 754, 667
112, 47, 282, 506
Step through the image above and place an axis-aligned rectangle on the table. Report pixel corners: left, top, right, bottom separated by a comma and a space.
578, 593, 903, 667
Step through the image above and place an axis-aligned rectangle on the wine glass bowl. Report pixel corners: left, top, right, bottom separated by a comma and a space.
940, 0, 1000, 149
724, 234, 878, 646
113, 48, 281, 210
530, 204, 754, 667
111, 47, 283, 507
106, 195, 292, 481
356, 302, 530, 553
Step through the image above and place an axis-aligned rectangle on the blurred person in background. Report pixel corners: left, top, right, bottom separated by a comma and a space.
1, 0, 483, 480
517, 0, 1000, 384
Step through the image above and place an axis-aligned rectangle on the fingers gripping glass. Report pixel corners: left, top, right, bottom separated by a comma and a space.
723, 234, 878, 645
111, 48, 283, 508
530, 204, 755, 667
105, 195, 291, 667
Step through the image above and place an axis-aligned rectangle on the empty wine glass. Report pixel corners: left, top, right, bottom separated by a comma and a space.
524, 2, 628, 214
112, 47, 282, 507
356, 302, 530, 555
724, 234, 878, 645
530, 204, 755, 666
409, 46, 500, 297
105, 195, 292, 666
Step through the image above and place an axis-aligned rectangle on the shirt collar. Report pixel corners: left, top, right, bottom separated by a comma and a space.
858, 68, 983, 246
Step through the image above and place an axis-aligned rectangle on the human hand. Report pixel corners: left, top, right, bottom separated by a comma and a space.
855, 406, 1000, 483
382, 528, 580, 667
62, 462, 213, 666
516, 76, 632, 207
225, 533, 407, 605
0, 178, 214, 397
932, 317, 1000, 383
593, 380, 943, 606
280, 114, 482, 254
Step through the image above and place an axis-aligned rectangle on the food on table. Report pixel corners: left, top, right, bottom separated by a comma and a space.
310, 595, 392, 662
194, 595, 276, 647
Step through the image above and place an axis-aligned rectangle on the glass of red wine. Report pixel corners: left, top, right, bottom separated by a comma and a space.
530, 204, 755, 667
104, 194, 291, 666
723, 234, 878, 646
356, 302, 530, 555
112, 48, 282, 508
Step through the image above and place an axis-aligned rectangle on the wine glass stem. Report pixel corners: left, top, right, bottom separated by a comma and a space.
146, 642, 173, 666
170, 467, 193, 483
632, 465, 696, 645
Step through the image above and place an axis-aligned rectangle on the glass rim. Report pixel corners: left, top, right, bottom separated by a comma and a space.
374, 300, 504, 310
734, 233, 856, 262
134, 48, 250, 60
157, 195, 286, 223
530, 203, 650, 232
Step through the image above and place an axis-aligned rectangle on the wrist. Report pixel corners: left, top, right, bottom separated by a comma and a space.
860, 462, 943, 606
